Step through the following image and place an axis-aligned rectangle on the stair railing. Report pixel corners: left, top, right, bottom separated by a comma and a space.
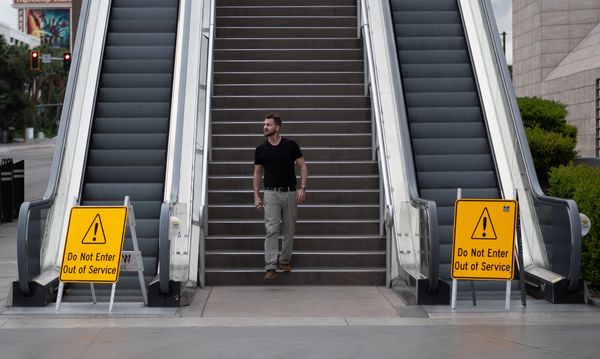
16, 0, 92, 295
477, 0, 581, 291
196, 0, 216, 287
359, 0, 439, 290
359, 0, 394, 285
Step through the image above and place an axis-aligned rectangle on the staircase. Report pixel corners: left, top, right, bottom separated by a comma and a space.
390, 0, 505, 292
205, 0, 385, 285
64, 0, 179, 300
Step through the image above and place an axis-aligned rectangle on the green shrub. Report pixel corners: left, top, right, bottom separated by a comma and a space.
518, 97, 569, 134
525, 126, 577, 186
549, 165, 600, 285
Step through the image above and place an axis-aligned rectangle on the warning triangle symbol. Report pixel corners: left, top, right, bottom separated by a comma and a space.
81, 214, 107, 244
471, 207, 497, 240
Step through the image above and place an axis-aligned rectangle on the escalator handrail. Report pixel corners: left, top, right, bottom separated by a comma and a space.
480, 0, 581, 291
159, 0, 192, 295
381, 0, 440, 293
17, 0, 92, 295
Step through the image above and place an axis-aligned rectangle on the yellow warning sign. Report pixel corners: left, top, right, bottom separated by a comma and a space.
59, 206, 128, 283
81, 214, 107, 244
471, 208, 497, 240
451, 199, 517, 281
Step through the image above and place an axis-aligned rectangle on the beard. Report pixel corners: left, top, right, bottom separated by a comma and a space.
264, 128, 275, 137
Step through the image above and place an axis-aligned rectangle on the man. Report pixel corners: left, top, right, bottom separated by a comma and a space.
253, 113, 308, 280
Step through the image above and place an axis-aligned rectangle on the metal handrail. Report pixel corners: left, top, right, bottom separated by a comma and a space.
17, 0, 91, 294
158, 0, 192, 295
359, 0, 394, 285
198, 0, 217, 284
380, 0, 440, 293
480, 0, 581, 291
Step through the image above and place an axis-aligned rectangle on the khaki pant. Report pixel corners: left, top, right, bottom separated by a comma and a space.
263, 190, 297, 271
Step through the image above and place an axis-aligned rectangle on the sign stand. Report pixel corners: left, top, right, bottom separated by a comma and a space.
451, 189, 518, 311
55, 196, 146, 313
451, 188, 477, 309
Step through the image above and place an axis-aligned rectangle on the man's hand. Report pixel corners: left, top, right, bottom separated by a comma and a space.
254, 194, 263, 209
296, 188, 306, 204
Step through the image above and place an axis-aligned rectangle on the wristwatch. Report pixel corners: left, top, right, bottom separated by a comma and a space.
299, 186, 306, 190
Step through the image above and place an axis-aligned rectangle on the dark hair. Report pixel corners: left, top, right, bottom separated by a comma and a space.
265, 113, 281, 126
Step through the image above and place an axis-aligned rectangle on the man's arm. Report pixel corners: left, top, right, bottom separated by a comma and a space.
253, 164, 263, 209
296, 156, 308, 204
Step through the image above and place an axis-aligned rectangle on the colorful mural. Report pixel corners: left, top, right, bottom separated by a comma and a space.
27, 9, 70, 48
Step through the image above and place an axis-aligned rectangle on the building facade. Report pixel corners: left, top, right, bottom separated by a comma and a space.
12, 0, 73, 50
513, 0, 600, 158
0, 21, 40, 48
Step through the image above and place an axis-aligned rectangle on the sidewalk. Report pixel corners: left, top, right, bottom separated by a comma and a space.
0, 138, 56, 154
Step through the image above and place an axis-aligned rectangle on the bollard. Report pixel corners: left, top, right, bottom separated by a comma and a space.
13, 160, 24, 219
1, 159, 13, 223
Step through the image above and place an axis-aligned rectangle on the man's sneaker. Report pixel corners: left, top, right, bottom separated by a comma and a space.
280, 262, 292, 272
264, 269, 277, 280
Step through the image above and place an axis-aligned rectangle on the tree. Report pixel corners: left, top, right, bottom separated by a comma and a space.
517, 97, 577, 187
0, 36, 37, 135
0, 36, 69, 139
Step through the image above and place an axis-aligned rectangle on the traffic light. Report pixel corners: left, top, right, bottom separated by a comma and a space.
63, 52, 71, 71
30, 50, 40, 71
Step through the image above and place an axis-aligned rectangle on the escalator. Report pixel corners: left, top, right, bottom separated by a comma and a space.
384, 0, 583, 303
390, 0, 503, 292
65, 0, 179, 300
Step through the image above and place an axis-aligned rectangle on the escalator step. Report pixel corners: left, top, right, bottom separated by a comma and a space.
93, 117, 169, 134
97, 88, 172, 103
392, 10, 460, 24
102, 60, 174, 74
395, 24, 463, 37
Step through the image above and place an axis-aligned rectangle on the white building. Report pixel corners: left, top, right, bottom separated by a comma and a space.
513, 0, 600, 158
0, 21, 40, 48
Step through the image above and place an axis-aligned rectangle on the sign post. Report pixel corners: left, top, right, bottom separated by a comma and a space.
56, 196, 145, 312
451, 198, 518, 310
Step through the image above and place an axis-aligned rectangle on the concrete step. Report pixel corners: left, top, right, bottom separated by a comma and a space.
208, 219, 379, 235
215, 38, 361, 49
214, 49, 362, 61
208, 161, 378, 175
216, 6, 356, 17
207, 204, 379, 220
218, 0, 355, 6
214, 71, 364, 84
214, 60, 363, 72
212, 133, 371, 147
205, 268, 385, 285
205, 235, 385, 251
216, 16, 357, 27
214, 84, 364, 96
205, 250, 386, 268
208, 189, 379, 205
212, 96, 370, 108
212, 109, 370, 122
211, 147, 372, 161
217, 27, 356, 38
212, 121, 371, 134
208, 175, 379, 190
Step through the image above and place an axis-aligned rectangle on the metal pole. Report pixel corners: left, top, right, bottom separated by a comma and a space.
501, 31, 507, 54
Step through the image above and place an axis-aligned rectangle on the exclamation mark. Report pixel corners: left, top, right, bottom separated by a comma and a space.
482, 217, 487, 237
93, 223, 98, 242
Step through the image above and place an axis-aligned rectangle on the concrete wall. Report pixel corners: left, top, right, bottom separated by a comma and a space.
513, 0, 600, 157
513, 0, 600, 96
513, 0, 543, 97
542, 70, 599, 158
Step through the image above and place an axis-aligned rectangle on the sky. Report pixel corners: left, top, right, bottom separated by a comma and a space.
0, 0, 513, 63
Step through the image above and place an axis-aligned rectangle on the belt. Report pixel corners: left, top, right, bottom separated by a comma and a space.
264, 186, 296, 192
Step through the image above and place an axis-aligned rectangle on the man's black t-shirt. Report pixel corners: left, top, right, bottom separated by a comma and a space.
254, 137, 303, 188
